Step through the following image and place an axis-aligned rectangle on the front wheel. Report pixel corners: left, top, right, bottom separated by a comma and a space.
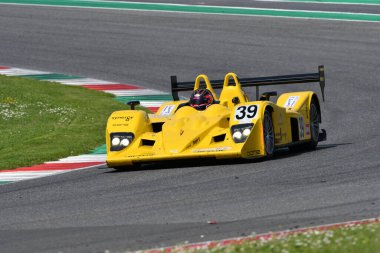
263, 109, 275, 157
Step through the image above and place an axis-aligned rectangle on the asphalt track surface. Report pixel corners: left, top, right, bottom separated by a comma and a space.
0, 2, 380, 252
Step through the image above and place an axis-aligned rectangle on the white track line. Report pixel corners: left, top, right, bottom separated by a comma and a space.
0, 2, 379, 23
45, 78, 118, 85
255, 0, 380, 6
46, 154, 107, 163
103, 89, 167, 96
0, 68, 50, 76
0, 171, 66, 181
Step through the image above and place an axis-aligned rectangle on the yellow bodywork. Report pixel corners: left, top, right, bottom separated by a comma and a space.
106, 73, 321, 167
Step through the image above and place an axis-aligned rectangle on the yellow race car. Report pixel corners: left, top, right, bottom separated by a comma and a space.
106, 66, 326, 168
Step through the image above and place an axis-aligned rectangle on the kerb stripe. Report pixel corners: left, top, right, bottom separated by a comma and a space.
0, 66, 173, 184
82, 84, 142, 90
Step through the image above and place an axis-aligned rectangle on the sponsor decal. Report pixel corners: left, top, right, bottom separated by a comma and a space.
284, 96, 300, 108
192, 147, 232, 153
126, 153, 154, 157
299, 116, 304, 140
112, 116, 134, 122
112, 123, 129, 127
180, 129, 184, 136
161, 105, 176, 115
234, 105, 259, 123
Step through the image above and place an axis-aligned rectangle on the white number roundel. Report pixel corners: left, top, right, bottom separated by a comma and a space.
234, 105, 259, 122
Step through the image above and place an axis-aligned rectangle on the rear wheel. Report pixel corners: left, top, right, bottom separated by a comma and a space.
308, 98, 320, 149
289, 98, 320, 152
263, 109, 275, 157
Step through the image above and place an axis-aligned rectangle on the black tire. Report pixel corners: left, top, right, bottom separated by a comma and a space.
263, 109, 275, 157
308, 98, 321, 149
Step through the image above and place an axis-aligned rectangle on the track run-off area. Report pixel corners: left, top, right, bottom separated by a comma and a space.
0, 0, 379, 252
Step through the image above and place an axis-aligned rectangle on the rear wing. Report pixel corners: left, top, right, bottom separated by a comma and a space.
171, 65, 325, 101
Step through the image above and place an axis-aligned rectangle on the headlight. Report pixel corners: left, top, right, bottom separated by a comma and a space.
242, 128, 251, 137
120, 138, 130, 147
233, 131, 243, 140
110, 132, 134, 151
111, 137, 121, 146
231, 123, 254, 143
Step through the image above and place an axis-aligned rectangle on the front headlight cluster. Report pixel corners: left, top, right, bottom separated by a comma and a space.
110, 132, 134, 151
231, 123, 254, 143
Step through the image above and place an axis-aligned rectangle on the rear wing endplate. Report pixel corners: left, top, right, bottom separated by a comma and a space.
171, 65, 325, 101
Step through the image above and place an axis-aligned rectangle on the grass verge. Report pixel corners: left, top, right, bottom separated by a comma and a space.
190, 222, 380, 253
0, 75, 130, 170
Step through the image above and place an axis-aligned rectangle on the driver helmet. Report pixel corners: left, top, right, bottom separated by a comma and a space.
189, 89, 214, 110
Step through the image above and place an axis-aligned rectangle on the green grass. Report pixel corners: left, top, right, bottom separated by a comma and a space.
0, 75, 130, 170
192, 222, 380, 253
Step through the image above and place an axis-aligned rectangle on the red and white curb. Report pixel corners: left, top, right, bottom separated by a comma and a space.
0, 154, 106, 183
0, 65, 171, 184
141, 217, 380, 253
0, 67, 169, 109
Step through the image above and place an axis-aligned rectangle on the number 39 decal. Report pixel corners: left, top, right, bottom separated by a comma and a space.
234, 105, 259, 122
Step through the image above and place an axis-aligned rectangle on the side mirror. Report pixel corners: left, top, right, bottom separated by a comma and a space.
127, 101, 140, 110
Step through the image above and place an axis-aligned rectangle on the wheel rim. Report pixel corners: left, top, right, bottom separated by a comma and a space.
264, 112, 274, 155
310, 103, 320, 142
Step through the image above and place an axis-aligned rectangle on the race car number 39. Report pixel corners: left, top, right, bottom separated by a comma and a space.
234, 105, 259, 123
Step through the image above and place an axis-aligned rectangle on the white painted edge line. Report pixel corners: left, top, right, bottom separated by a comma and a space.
89, 0, 380, 10
0, 68, 50, 75
46, 154, 107, 163
0, 164, 106, 185
45, 78, 119, 85
101, 1, 380, 16
254, 0, 380, 6
0, 170, 66, 181
2, 0, 377, 16
103, 89, 168, 96
0, 2, 379, 23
